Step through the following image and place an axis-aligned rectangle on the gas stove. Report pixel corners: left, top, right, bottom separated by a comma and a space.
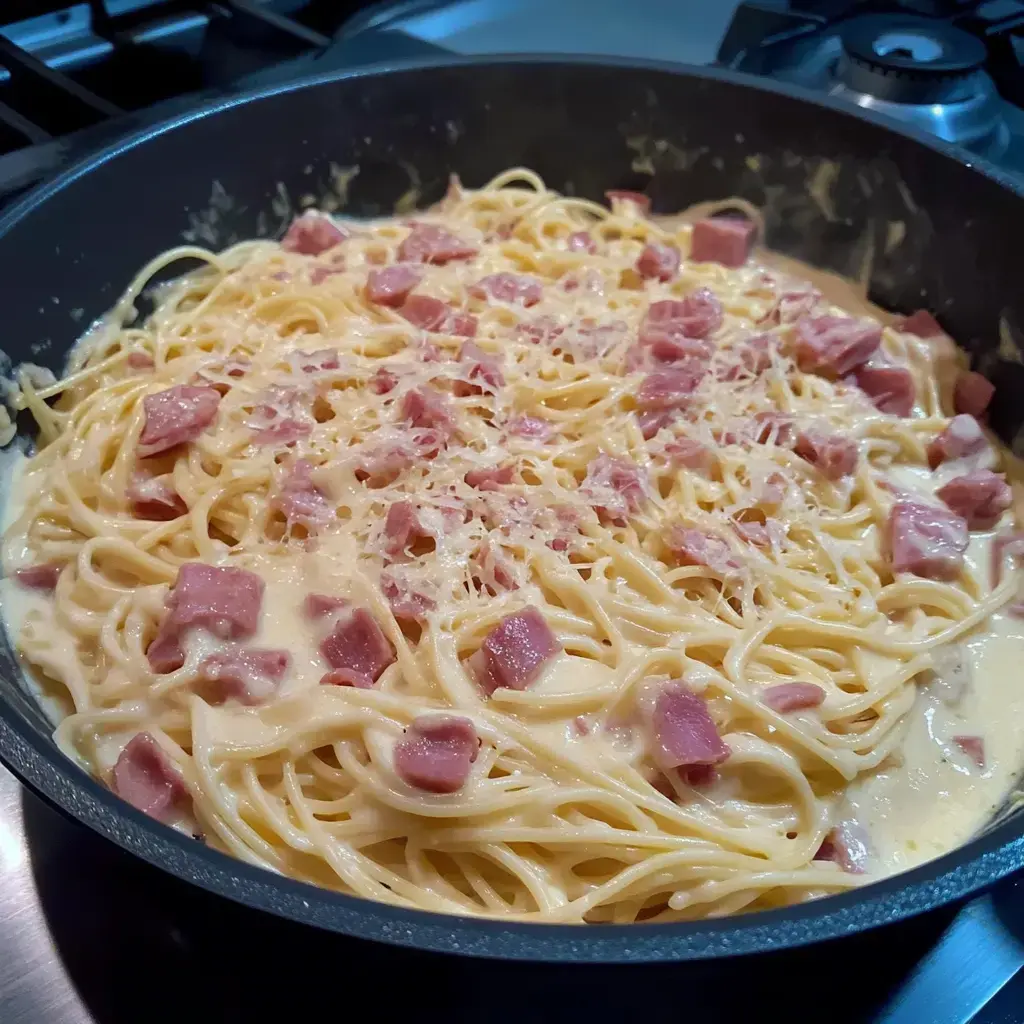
2, 3, 1024, 1024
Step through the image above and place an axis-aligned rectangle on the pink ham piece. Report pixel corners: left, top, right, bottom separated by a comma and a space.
854, 364, 915, 417
689, 217, 756, 268
794, 316, 882, 378
580, 453, 649, 525
365, 265, 422, 307
637, 408, 677, 440
128, 474, 187, 521
127, 351, 155, 370
815, 821, 870, 873
320, 607, 395, 683
640, 292, 723, 349
953, 734, 986, 769
455, 340, 504, 394
606, 190, 651, 214
138, 385, 220, 457
719, 333, 774, 380
465, 464, 515, 491
303, 594, 349, 620
281, 213, 347, 255
271, 460, 333, 532
111, 732, 189, 823
636, 362, 706, 411
506, 415, 554, 441
794, 430, 859, 481
927, 414, 987, 469
636, 242, 681, 282
762, 682, 826, 713
380, 568, 436, 625
293, 349, 340, 374
398, 224, 477, 265
400, 294, 477, 337
567, 231, 598, 253
753, 411, 795, 447
936, 470, 1012, 530
147, 563, 265, 672
733, 516, 781, 548
248, 386, 312, 446
369, 367, 398, 395
896, 309, 943, 338
761, 287, 822, 326
382, 500, 450, 559
198, 648, 290, 705
469, 273, 543, 307
356, 428, 442, 485
400, 386, 455, 434
12, 563, 61, 591
321, 668, 375, 688
394, 715, 479, 794
888, 501, 969, 580
954, 371, 995, 418
469, 606, 561, 694
647, 682, 730, 770
664, 438, 716, 474
473, 540, 519, 594
664, 527, 741, 575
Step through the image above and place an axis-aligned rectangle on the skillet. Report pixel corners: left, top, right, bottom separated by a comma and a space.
0, 54, 1023, 962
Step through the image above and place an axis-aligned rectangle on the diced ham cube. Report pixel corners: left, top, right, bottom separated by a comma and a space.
647, 682, 730, 770
581, 453, 649, 525
473, 540, 519, 594
794, 316, 882, 377
128, 474, 187, 521
953, 734, 985, 769
954, 371, 995, 417
815, 821, 870, 873
399, 294, 477, 337
896, 309, 943, 338
138, 385, 221, 457
380, 568, 436, 625
567, 231, 598, 253
455, 340, 504, 394
271, 460, 333, 532
465, 465, 515, 491
761, 287, 822, 326
719, 333, 774, 380
762, 682, 826, 713
398, 224, 477, 265
636, 242, 681, 282
733, 515, 782, 548
303, 594, 349, 620
12, 563, 62, 591
281, 213, 347, 255
111, 732, 189, 823
664, 438, 715, 473
198, 648, 290, 705
606, 190, 651, 214
854, 364, 915, 417
888, 501, 968, 580
469, 606, 561, 694
637, 408, 677, 440
293, 349, 340, 374
394, 715, 479, 793
248, 385, 312, 446
319, 607, 395, 683
321, 668, 374, 689
469, 273, 543, 307
640, 292, 723, 347
663, 527, 741, 575
936, 470, 1012, 530
927, 414, 987, 469
401, 386, 454, 433
506, 415, 554, 441
365, 265, 422, 307
689, 217, 756, 268
127, 351, 155, 370
636, 362, 706, 411
794, 430, 859, 481
369, 367, 398, 395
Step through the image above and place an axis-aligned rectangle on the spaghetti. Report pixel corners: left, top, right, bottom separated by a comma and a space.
1, 168, 1020, 923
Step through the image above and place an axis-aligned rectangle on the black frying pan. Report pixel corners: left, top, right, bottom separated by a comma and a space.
1, 55, 1023, 963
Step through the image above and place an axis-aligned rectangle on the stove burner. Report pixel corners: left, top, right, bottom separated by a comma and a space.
829, 14, 1005, 151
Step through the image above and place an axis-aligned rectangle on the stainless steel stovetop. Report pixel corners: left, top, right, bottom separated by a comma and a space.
4, 3, 1024, 1022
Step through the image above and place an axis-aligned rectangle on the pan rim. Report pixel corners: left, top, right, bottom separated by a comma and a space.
0, 52, 1022, 961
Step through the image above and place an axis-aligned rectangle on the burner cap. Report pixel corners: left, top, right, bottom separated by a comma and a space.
838, 14, 988, 104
